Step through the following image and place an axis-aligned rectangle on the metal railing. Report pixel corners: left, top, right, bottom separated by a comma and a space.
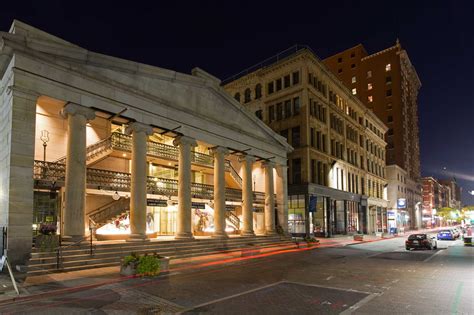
226, 160, 243, 187
33, 161, 265, 203
55, 230, 94, 270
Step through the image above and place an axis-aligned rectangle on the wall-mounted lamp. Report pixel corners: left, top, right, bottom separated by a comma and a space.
112, 191, 120, 201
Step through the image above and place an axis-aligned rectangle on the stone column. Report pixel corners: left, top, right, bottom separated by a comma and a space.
1, 88, 38, 266
173, 136, 196, 239
263, 161, 276, 235
211, 146, 229, 239
126, 122, 153, 242
60, 103, 96, 241
239, 155, 255, 236
275, 164, 289, 234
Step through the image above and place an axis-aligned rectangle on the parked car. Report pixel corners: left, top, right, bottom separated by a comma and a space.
437, 230, 455, 240
406, 234, 437, 250
451, 228, 460, 239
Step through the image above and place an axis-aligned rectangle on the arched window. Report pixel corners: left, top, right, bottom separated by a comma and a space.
234, 92, 241, 102
255, 84, 262, 99
244, 88, 251, 103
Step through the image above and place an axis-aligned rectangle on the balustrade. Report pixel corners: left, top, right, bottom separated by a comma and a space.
33, 160, 264, 203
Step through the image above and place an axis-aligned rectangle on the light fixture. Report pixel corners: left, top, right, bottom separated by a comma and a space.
122, 153, 127, 157
112, 191, 120, 201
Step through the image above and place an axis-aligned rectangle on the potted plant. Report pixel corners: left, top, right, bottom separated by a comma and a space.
35, 223, 59, 252
304, 236, 319, 247
120, 252, 170, 276
120, 252, 139, 276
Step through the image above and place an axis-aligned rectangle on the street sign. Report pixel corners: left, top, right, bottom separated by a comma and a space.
397, 198, 406, 209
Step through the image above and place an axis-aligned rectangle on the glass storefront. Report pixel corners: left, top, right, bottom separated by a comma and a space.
335, 200, 346, 234
288, 194, 306, 235
33, 191, 59, 235
347, 201, 359, 233
310, 196, 328, 237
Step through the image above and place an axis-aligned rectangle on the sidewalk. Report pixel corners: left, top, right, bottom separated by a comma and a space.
0, 227, 446, 305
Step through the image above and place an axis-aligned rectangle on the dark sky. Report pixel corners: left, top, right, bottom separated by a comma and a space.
1, 0, 473, 204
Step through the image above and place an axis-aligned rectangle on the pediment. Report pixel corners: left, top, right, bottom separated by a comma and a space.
2, 20, 292, 153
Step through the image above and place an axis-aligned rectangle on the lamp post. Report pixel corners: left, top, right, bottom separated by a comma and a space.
40, 130, 50, 162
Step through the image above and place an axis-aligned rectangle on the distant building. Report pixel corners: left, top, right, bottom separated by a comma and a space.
439, 179, 462, 210
323, 40, 423, 230
223, 46, 389, 237
422, 177, 451, 227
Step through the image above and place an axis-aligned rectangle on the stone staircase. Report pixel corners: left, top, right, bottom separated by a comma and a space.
27, 235, 294, 276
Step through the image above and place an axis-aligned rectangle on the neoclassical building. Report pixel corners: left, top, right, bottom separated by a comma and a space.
0, 21, 292, 266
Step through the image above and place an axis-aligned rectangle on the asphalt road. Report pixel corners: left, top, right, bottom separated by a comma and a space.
1, 235, 473, 314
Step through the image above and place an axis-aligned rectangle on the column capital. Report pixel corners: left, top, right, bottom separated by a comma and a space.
60, 103, 96, 121
210, 146, 229, 156
261, 160, 276, 169
238, 154, 256, 164
125, 122, 154, 136
173, 135, 197, 147
275, 164, 289, 176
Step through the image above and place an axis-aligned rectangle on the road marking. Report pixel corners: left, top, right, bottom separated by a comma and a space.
423, 250, 443, 262
339, 292, 381, 315
451, 281, 464, 315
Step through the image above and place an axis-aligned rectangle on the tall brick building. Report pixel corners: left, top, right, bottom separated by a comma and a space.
323, 40, 422, 230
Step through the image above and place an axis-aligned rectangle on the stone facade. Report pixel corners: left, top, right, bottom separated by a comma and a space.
223, 47, 388, 236
0, 20, 292, 267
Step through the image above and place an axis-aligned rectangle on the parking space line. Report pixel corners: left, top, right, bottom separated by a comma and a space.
423, 249, 443, 262
339, 291, 381, 315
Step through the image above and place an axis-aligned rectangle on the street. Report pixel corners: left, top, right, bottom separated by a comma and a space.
1, 235, 472, 314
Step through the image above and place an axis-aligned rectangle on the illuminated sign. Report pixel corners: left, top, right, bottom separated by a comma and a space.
397, 198, 406, 209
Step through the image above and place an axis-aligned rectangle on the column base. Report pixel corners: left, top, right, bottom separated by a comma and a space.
265, 230, 277, 236
240, 230, 255, 237
175, 232, 195, 240
126, 234, 150, 242
212, 232, 228, 239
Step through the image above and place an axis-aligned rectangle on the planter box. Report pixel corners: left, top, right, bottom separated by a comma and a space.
353, 235, 364, 241
159, 257, 170, 273
120, 264, 137, 276
120, 256, 170, 276
35, 235, 60, 252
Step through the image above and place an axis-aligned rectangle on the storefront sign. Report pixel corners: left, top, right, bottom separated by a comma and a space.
147, 199, 167, 207
387, 211, 396, 220
397, 198, 407, 209
309, 196, 317, 213
192, 202, 206, 209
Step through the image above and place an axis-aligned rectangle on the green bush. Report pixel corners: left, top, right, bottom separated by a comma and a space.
122, 252, 139, 267
136, 254, 161, 276
304, 236, 319, 243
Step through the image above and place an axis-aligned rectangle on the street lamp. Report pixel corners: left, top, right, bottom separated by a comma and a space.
40, 130, 50, 162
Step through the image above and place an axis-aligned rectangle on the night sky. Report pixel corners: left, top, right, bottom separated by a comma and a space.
1, 1, 473, 204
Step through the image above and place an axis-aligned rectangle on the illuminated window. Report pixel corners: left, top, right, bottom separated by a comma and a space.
368, 95, 373, 102
352, 88, 357, 95
351, 76, 356, 83
385, 63, 391, 71
367, 71, 372, 78
367, 83, 373, 90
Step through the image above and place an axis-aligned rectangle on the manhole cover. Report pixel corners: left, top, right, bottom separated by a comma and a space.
183, 282, 371, 314
369, 251, 432, 261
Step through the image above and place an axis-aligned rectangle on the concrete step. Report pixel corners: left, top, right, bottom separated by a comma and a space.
31, 236, 287, 258
29, 240, 294, 265
27, 240, 295, 275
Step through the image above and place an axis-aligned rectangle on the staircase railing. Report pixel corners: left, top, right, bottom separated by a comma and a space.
33, 161, 266, 203
88, 198, 130, 226
225, 211, 241, 230
225, 160, 243, 187
55, 136, 112, 165
55, 232, 94, 270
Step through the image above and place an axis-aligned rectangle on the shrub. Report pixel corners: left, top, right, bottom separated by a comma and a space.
304, 236, 319, 243
137, 254, 161, 276
39, 223, 57, 235
122, 252, 139, 267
